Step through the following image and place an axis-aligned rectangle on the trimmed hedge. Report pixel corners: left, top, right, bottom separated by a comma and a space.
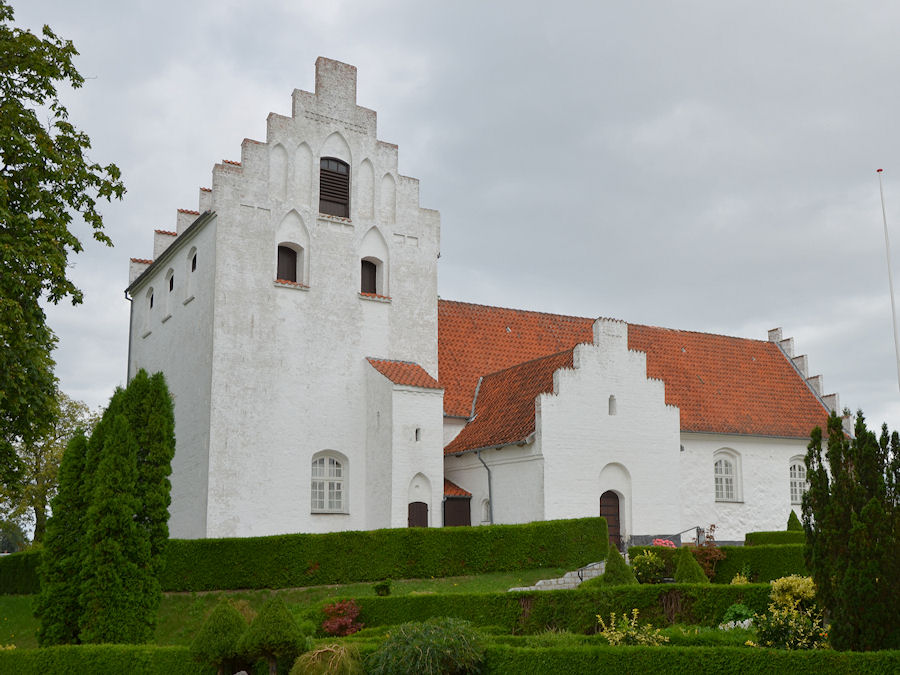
0, 645, 200, 675
0, 551, 40, 595
0, 518, 606, 595
744, 531, 805, 546
343, 584, 772, 633
628, 544, 807, 583
481, 645, 900, 674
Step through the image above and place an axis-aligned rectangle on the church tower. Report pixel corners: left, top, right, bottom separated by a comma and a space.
127, 58, 444, 538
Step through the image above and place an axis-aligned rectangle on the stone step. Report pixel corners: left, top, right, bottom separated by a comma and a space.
508, 561, 606, 592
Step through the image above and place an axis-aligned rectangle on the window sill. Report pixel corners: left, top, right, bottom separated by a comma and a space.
317, 213, 352, 224
715, 499, 744, 504
359, 292, 391, 303
274, 279, 309, 290
183, 295, 195, 305
311, 510, 349, 515
161, 313, 172, 323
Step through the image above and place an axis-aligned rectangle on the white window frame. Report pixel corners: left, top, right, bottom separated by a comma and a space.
789, 457, 808, 505
311, 451, 347, 514
713, 449, 742, 502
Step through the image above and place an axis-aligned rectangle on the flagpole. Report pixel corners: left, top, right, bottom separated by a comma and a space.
877, 168, 900, 392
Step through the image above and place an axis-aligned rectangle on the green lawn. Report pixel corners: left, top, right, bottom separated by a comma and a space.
0, 566, 566, 649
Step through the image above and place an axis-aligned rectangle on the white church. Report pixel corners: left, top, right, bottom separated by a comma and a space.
127, 58, 835, 547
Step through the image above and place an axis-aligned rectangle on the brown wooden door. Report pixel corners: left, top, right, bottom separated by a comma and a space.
600, 490, 621, 551
408, 501, 428, 527
443, 497, 471, 527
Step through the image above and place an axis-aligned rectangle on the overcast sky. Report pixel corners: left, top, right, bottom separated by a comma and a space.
14, 1, 900, 433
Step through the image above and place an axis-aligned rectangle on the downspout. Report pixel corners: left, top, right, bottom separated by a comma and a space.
476, 449, 494, 524
124, 290, 133, 383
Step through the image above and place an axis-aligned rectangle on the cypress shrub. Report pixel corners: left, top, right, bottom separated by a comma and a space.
33, 431, 90, 645
239, 595, 309, 675
581, 547, 636, 587
190, 598, 248, 675
674, 547, 708, 584
787, 509, 803, 532
79, 414, 157, 644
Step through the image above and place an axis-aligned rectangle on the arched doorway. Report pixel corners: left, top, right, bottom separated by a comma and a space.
408, 501, 428, 527
600, 490, 621, 551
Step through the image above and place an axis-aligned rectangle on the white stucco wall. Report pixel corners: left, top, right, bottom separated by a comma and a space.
679, 432, 812, 543
128, 215, 217, 539
537, 319, 682, 540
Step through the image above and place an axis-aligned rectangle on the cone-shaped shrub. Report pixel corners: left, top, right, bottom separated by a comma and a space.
674, 546, 709, 584
191, 598, 248, 675
787, 509, 802, 532
593, 546, 638, 586
34, 432, 89, 645
239, 595, 307, 675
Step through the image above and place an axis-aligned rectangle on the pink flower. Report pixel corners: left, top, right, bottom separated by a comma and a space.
652, 538, 676, 548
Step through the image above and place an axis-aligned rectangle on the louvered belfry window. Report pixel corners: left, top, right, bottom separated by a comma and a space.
319, 157, 350, 217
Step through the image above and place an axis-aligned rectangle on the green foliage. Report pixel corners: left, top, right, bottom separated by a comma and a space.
744, 531, 805, 546
322, 600, 364, 636
630, 550, 665, 584
787, 509, 803, 532
721, 603, 754, 624
674, 547, 709, 584
239, 595, 308, 674
770, 575, 816, 611
804, 411, 900, 650
373, 579, 392, 596
160, 517, 607, 591
0, 644, 196, 674
690, 525, 726, 579
0, 550, 40, 594
711, 545, 807, 583
754, 604, 828, 650
480, 644, 900, 674
291, 643, 364, 675
0, 1, 125, 489
0, 520, 25, 553
591, 546, 637, 586
79, 414, 157, 644
596, 609, 668, 646
190, 598, 247, 673
366, 617, 485, 675
33, 431, 89, 644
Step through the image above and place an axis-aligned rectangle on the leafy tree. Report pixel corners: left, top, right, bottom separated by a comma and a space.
191, 598, 249, 675
34, 430, 89, 646
787, 509, 802, 532
0, 518, 25, 552
78, 413, 157, 644
674, 545, 709, 584
239, 595, 308, 675
803, 411, 900, 651
0, 391, 98, 543
0, 0, 125, 491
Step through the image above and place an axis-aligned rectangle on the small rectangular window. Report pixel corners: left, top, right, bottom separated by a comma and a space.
191, 254, 197, 272
361, 260, 377, 294
277, 246, 297, 282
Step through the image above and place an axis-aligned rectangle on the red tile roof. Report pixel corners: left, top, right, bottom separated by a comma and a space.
367, 358, 441, 389
200, 187, 212, 192
222, 159, 241, 166
438, 300, 830, 448
438, 300, 593, 417
154, 229, 177, 236
628, 324, 830, 437
130, 257, 153, 264
445, 349, 574, 454
444, 478, 471, 498
177, 209, 200, 215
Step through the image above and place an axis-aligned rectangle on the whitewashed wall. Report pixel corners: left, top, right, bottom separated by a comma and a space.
679, 432, 811, 543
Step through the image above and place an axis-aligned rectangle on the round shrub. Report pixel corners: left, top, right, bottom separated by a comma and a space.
770, 575, 816, 610
366, 617, 485, 675
190, 598, 248, 675
631, 550, 665, 584
674, 546, 709, 584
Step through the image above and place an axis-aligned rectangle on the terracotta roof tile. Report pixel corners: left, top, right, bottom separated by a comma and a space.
438, 300, 830, 443
444, 478, 471, 497
445, 349, 574, 454
177, 209, 200, 215
222, 159, 241, 166
367, 358, 441, 389
200, 187, 212, 192
628, 324, 830, 437
438, 300, 593, 418
154, 229, 177, 236
130, 257, 153, 264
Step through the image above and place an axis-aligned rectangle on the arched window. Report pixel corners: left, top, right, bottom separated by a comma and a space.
163, 269, 174, 320
311, 452, 347, 513
319, 157, 350, 217
608, 395, 617, 416
184, 247, 197, 304
481, 499, 491, 525
277, 244, 304, 284
790, 459, 807, 504
713, 449, 741, 502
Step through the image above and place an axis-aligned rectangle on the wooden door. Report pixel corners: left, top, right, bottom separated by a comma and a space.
408, 501, 428, 527
600, 490, 621, 550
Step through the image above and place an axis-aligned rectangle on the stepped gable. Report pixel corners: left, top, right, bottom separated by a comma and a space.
627, 324, 830, 438
438, 300, 831, 442
438, 300, 593, 417
444, 349, 575, 455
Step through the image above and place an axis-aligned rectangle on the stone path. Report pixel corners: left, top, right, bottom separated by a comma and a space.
508, 561, 606, 592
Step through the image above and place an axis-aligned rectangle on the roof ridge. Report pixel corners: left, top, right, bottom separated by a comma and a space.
477, 346, 579, 382
439, 298, 593, 323
629, 322, 772, 344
